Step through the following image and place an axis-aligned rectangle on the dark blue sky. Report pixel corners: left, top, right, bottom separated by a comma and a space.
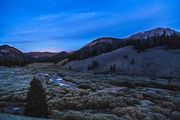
0, 0, 180, 52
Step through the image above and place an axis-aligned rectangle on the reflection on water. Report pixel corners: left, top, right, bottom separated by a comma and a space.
49, 74, 76, 89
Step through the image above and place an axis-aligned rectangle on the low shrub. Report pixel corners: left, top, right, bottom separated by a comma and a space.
112, 107, 145, 120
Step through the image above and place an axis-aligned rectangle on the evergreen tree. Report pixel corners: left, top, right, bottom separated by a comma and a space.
110, 64, 116, 72
92, 50, 98, 57
24, 77, 48, 118
88, 60, 99, 70
92, 60, 99, 69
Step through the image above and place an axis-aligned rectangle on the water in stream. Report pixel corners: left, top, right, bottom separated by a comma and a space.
48, 73, 76, 89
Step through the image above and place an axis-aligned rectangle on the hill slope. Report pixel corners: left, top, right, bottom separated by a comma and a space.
69, 37, 122, 60
69, 27, 180, 61
64, 46, 180, 78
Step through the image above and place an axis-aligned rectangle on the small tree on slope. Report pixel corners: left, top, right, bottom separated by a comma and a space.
24, 77, 48, 118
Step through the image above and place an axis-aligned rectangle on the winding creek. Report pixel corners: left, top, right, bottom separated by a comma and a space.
48, 73, 76, 89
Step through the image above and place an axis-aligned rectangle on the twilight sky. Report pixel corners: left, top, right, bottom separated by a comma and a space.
0, 0, 180, 52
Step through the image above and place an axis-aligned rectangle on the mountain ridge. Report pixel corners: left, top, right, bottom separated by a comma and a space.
69, 27, 180, 61
1, 27, 180, 66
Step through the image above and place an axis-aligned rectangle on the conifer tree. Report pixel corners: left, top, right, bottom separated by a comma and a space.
24, 77, 48, 118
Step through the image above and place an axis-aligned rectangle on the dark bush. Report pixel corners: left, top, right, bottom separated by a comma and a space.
78, 83, 92, 89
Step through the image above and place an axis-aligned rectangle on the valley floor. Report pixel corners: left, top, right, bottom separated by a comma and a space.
0, 63, 180, 120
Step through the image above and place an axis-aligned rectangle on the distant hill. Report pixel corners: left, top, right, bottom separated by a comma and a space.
0, 45, 30, 66
25, 52, 58, 59
25, 51, 70, 64
0, 44, 70, 66
25, 52, 59, 63
46, 51, 69, 64
69, 37, 122, 61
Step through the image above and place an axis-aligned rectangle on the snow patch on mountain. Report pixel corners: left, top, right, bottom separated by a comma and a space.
129, 27, 180, 40
1, 49, 10, 53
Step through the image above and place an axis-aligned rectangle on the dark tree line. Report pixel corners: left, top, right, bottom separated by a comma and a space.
134, 32, 180, 51
0, 59, 28, 67
69, 41, 120, 61
69, 46, 118, 61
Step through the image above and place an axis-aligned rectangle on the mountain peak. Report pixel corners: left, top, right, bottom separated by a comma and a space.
0, 44, 21, 53
153, 27, 167, 30
150, 27, 174, 32
129, 27, 179, 40
85, 37, 120, 47
0, 44, 11, 48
